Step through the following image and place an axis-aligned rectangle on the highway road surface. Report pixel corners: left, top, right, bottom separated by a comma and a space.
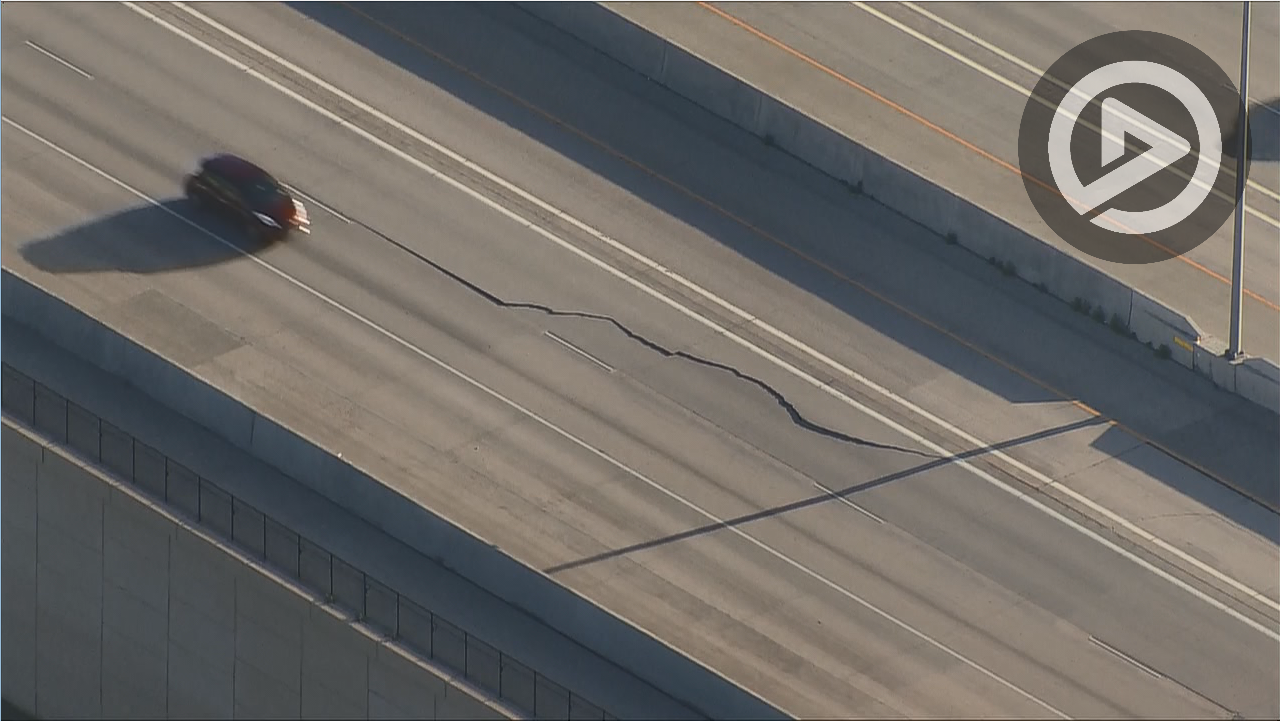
618, 1, 1280, 362
3, 2, 1278, 718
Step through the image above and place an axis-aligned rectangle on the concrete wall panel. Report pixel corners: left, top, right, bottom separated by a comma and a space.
1, 421, 515, 721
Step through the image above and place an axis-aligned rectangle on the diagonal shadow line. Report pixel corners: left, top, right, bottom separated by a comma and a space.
350, 216, 934, 458
543, 415, 1108, 575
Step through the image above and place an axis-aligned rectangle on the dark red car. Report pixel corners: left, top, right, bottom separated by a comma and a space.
183, 154, 310, 241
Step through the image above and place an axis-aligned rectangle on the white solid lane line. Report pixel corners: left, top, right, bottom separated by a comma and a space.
152, 0, 1280, 629
543, 330, 616, 373
24, 40, 94, 80
849, 1, 1280, 221
814, 482, 886, 524
3, 114, 1064, 721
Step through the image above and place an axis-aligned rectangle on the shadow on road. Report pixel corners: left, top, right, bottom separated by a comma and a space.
547, 415, 1279, 575
1223, 96, 1280, 165
546, 416, 1101, 574
19, 198, 272, 275
1244, 97, 1280, 163
284, 2, 1279, 532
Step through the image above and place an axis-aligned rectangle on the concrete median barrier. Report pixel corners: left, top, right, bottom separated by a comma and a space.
1127, 290, 1204, 368
1237, 358, 1280, 413
1, 267, 787, 720
519, 1, 1279, 417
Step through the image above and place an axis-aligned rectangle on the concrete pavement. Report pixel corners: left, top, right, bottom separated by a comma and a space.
598, 0, 1280, 363
3, 2, 1278, 717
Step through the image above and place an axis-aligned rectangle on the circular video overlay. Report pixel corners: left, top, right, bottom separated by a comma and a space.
1017, 31, 1251, 265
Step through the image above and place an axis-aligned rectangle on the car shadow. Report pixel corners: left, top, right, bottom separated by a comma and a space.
283, 3, 1279, 531
19, 198, 273, 275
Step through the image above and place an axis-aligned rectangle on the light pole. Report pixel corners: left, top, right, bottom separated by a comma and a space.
1227, 0, 1251, 361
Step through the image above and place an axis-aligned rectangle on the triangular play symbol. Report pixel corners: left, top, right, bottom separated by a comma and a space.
1100, 97, 1191, 165
1076, 98, 1193, 210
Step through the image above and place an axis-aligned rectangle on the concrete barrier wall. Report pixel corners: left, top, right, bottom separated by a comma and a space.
518, 2, 1280, 417
3, 333, 713, 721
1, 268, 784, 720
1, 420, 510, 721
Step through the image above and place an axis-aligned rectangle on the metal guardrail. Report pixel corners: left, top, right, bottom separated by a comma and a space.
1, 361, 616, 721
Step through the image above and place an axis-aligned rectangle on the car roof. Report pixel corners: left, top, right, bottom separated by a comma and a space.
205, 154, 276, 184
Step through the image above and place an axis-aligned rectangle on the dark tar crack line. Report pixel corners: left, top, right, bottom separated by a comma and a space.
351, 215, 935, 458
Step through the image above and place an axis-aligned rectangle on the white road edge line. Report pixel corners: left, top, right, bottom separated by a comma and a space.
155, 0, 1280, 627
850, 1, 1280, 221
1087, 636, 1164, 681
282, 183, 350, 223
544, 331, 615, 373
814, 482, 885, 524
24, 40, 95, 80
2, 114, 1052, 721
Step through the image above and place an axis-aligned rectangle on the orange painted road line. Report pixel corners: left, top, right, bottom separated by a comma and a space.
337, 3, 1277, 513
699, 2, 1280, 314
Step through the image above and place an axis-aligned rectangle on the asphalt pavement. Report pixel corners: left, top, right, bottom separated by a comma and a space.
2, 2, 1277, 718
613, 0, 1280, 361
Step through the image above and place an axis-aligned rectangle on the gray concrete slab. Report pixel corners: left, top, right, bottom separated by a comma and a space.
166, 633, 235, 719
301, 605, 376, 710
101, 624, 168, 719
3, 1, 1278, 718
368, 646, 448, 719
1, 473, 39, 713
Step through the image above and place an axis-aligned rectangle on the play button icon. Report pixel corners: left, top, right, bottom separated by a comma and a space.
1098, 98, 1190, 181
1018, 31, 1248, 264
